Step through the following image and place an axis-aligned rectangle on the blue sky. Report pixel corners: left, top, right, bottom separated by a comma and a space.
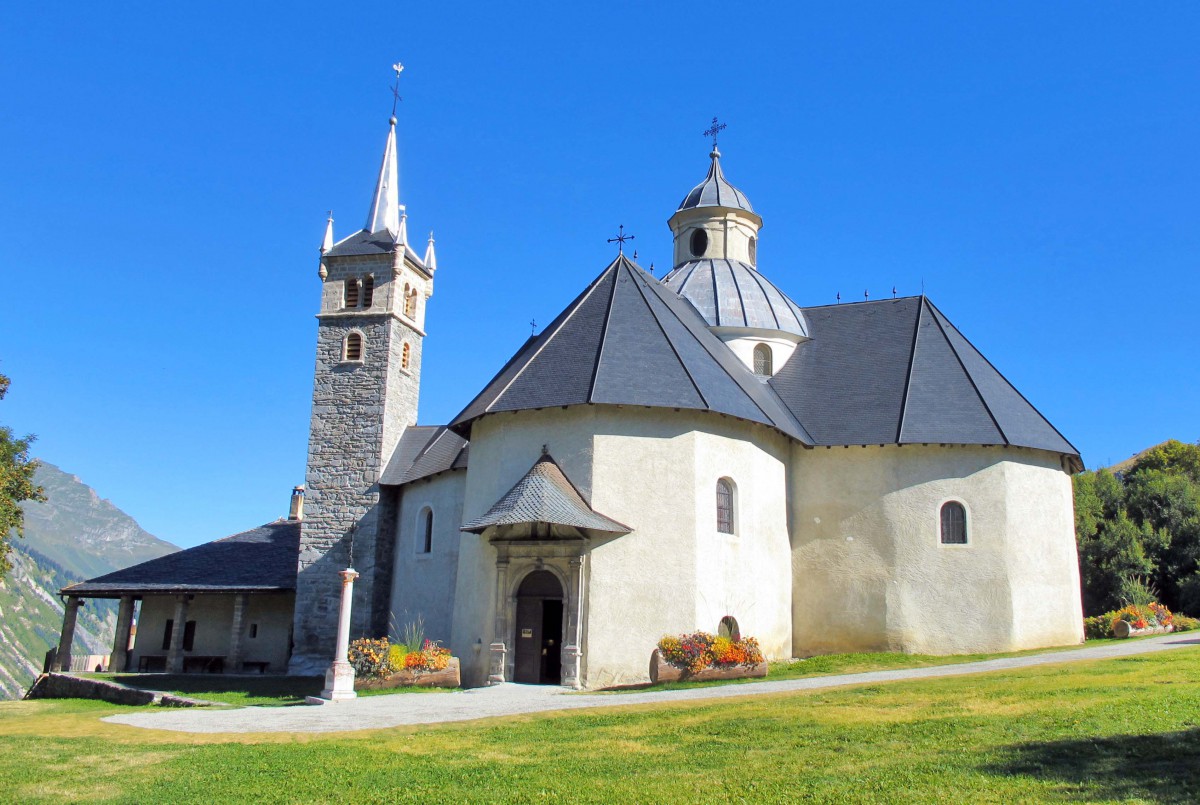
2, 3, 1197, 549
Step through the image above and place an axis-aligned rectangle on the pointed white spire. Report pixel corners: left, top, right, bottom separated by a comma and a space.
320, 212, 334, 254
397, 207, 408, 246
365, 118, 401, 235
424, 231, 437, 271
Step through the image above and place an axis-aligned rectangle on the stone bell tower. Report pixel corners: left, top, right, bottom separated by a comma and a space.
289, 96, 438, 674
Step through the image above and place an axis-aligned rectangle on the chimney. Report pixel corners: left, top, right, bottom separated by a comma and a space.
289, 486, 305, 521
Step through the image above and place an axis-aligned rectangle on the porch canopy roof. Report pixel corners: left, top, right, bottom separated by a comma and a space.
461, 454, 631, 536
61, 520, 301, 599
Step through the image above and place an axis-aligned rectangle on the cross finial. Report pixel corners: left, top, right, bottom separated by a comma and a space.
607, 224, 635, 254
390, 62, 404, 120
530, 318, 537, 336
703, 116, 727, 151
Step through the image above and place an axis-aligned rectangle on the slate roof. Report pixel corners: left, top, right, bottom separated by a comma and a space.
61, 520, 301, 597
678, 150, 755, 213
324, 229, 428, 270
461, 454, 631, 534
380, 425, 470, 486
661, 258, 809, 337
769, 296, 1080, 463
448, 255, 813, 443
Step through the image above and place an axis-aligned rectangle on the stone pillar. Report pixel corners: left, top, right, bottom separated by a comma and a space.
488, 559, 510, 686
562, 556, 585, 689
166, 595, 189, 674
228, 593, 249, 674
318, 568, 359, 700
110, 596, 135, 673
55, 596, 83, 672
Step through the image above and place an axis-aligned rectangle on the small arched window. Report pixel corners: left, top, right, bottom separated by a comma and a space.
361, 275, 374, 308
401, 342, 411, 369
716, 478, 735, 534
344, 332, 363, 362
748, 236, 757, 265
690, 228, 709, 257
940, 501, 967, 544
403, 284, 417, 318
420, 508, 433, 554
753, 343, 773, 376
344, 278, 360, 309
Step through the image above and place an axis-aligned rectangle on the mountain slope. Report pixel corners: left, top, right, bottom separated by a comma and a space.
0, 462, 177, 699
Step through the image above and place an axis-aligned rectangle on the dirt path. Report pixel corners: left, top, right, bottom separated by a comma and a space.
103, 633, 1199, 734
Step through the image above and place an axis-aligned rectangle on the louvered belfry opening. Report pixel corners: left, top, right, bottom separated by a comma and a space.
344, 278, 360, 309
361, 275, 374, 308
345, 332, 363, 362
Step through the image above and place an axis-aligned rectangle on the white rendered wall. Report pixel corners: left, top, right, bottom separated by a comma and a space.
130, 593, 294, 672
669, 208, 761, 267
452, 405, 792, 688
713, 330, 802, 377
389, 471, 466, 648
789, 444, 1083, 656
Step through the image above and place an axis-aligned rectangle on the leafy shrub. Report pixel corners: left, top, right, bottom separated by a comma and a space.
657, 631, 764, 675
347, 637, 395, 679
1083, 616, 1113, 640
1173, 615, 1199, 632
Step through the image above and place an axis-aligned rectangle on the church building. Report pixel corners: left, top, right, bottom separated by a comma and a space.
61, 98, 1085, 689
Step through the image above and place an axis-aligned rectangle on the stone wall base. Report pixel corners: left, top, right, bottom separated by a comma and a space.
23, 674, 219, 707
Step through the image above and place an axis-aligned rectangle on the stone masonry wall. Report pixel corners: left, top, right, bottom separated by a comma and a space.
290, 250, 427, 674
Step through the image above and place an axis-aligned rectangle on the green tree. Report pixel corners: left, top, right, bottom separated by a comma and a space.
0, 372, 45, 577
1077, 512, 1161, 615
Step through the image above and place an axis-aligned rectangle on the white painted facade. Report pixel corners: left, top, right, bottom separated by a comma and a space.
131, 593, 294, 673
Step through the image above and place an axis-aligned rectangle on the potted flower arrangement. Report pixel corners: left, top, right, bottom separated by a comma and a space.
349, 632, 460, 690
1110, 602, 1175, 639
651, 630, 767, 683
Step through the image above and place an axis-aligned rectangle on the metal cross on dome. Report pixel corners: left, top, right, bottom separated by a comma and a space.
607, 224, 635, 254
703, 116, 727, 150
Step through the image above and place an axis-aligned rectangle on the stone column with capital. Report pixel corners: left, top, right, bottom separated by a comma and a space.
487, 560, 510, 686
54, 596, 83, 672
562, 556, 585, 689
318, 568, 360, 700
110, 596, 135, 674
166, 595, 190, 674
228, 593, 249, 674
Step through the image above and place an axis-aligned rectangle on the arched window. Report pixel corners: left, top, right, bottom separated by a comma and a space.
344, 332, 363, 362
403, 284, 417, 318
361, 275, 374, 308
690, 228, 709, 257
419, 508, 433, 554
940, 501, 967, 544
753, 343, 773, 376
748, 236, 757, 265
344, 278, 360, 309
716, 478, 735, 534
401, 342, 411, 369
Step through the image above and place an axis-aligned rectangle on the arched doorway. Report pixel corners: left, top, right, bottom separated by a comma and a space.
513, 570, 564, 684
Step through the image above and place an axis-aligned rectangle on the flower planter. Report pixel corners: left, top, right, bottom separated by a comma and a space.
354, 657, 460, 690
1113, 622, 1174, 639
649, 649, 767, 684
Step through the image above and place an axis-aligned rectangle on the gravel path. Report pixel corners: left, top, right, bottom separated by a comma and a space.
103, 633, 1199, 734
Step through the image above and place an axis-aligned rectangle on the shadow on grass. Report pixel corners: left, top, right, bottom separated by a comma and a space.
987, 727, 1200, 803
104, 674, 323, 706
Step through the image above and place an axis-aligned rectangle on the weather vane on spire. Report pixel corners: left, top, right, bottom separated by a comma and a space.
607, 224, 635, 255
390, 62, 404, 119
703, 116, 726, 151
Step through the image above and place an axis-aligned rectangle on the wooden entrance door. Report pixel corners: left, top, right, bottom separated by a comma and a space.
513, 570, 563, 684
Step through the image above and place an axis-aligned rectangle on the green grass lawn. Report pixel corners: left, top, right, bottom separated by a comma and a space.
3, 646, 1198, 803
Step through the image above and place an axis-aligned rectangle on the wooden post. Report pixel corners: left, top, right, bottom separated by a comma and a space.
55, 596, 83, 672
110, 595, 135, 673
166, 595, 189, 674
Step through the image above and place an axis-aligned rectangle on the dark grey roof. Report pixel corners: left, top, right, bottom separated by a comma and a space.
661, 259, 809, 337
325, 229, 428, 269
62, 520, 301, 597
461, 454, 630, 534
769, 296, 1080, 462
448, 255, 813, 443
380, 425, 469, 486
677, 150, 754, 213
